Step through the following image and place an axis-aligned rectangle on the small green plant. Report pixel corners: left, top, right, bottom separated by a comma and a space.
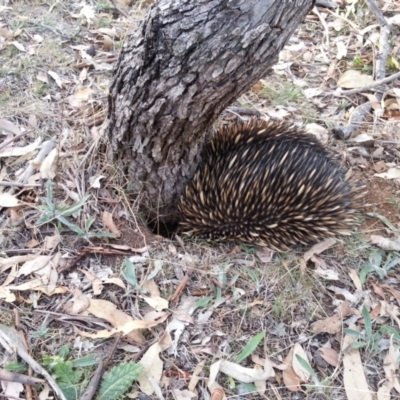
344, 306, 379, 351
97, 363, 143, 400
338, 99, 350, 111
5, 361, 28, 373
42, 345, 142, 400
259, 83, 304, 107
36, 180, 117, 241
236, 331, 265, 363
42, 345, 97, 400
271, 295, 286, 320
387, 197, 400, 209
353, 55, 364, 67
296, 355, 330, 394
31, 325, 49, 339
246, 268, 263, 292
122, 257, 141, 290
345, 307, 400, 359
359, 249, 400, 283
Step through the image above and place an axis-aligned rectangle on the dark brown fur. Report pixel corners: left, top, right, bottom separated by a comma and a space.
179, 119, 365, 251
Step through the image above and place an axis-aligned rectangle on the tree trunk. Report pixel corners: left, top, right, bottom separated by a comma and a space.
107, 0, 315, 222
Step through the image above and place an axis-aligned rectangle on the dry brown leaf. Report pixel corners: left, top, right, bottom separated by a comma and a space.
0, 286, 16, 302
141, 295, 169, 312
107, 244, 149, 252
101, 34, 113, 51
337, 70, 374, 89
370, 303, 382, 319
68, 87, 93, 108
375, 168, 400, 180
11, 40, 25, 52
210, 359, 274, 384
89, 174, 106, 189
282, 348, 302, 392
304, 238, 336, 261
311, 314, 341, 334
47, 70, 69, 88
43, 234, 61, 250
382, 284, 400, 307
256, 247, 274, 263
377, 382, 392, 400
372, 282, 386, 299
292, 343, 310, 382
0, 118, 22, 135
370, 235, 400, 251
348, 269, 363, 291
63, 289, 90, 314
26, 239, 39, 248
40, 148, 58, 179
7, 278, 45, 291
36, 71, 48, 83
0, 137, 42, 157
79, 269, 103, 295
87, 298, 146, 343
336, 41, 347, 60
35, 286, 68, 296
103, 277, 126, 289
317, 347, 339, 367
188, 360, 205, 392
0, 255, 37, 273
102, 211, 121, 236
305, 123, 329, 143
138, 342, 164, 395
343, 325, 373, 400
0, 193, 19, 207
17, 255, 54, 276
0, 27, 14, 39
383, 337, 400, 393
171, 389, 196, 399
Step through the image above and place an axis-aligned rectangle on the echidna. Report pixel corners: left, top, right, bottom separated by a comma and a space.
178, 119, 365, 251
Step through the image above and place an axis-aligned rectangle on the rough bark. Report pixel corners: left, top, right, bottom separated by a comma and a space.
107, 0, 315, 221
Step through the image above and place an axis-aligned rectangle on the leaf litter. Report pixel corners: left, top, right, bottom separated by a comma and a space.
0, 0, 400, 399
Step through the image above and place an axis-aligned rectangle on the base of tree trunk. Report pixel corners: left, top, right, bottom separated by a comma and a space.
107, 0, 316, 225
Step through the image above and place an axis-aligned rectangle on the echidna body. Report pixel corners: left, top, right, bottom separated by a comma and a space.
178, 119, 364, 251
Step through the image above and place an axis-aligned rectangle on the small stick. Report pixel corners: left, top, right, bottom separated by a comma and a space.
0, 181, 42, 188
79, 360, 104, 400
0, 130, 32, 151
14, 310, 33, 400
170, 273, 190, 303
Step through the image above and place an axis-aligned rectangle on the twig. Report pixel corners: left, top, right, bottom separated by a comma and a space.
79, 360, 104, 400
14, 309, 33, 400
80, 333, 122, 399
0, 130, 32, 151
312, 7, 330, 48
0, 369, 44, 385
324, 8, 359, 30
0, 181, 42, 188
334, 0, 394, 136
169, 273, 190, 304
338, 70, 400, 96
364, 0, 389, 27
133, 336, 160, 362
332, 103, 371, 140
0, 329, 67, 400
